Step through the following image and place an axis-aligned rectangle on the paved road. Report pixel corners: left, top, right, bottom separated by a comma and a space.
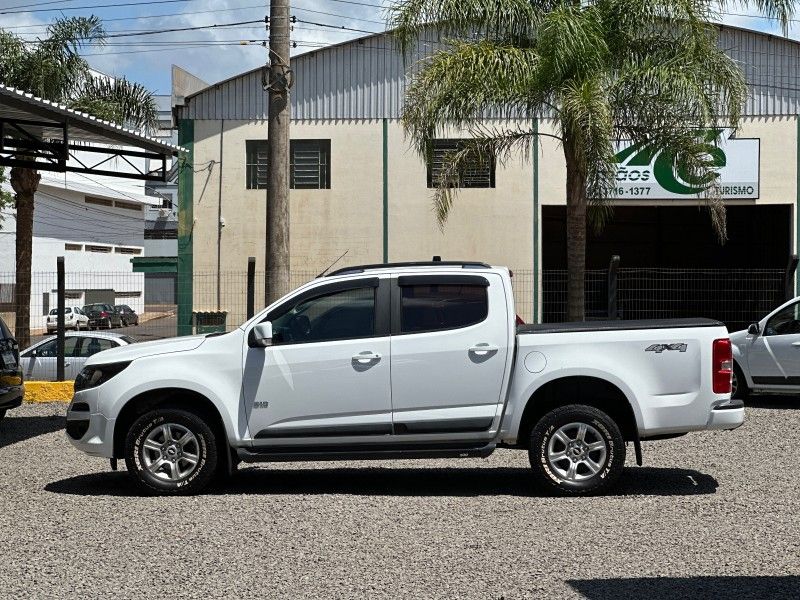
1, 398, 798, 598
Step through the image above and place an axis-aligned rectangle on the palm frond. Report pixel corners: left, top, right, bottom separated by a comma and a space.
71, 77, 159, 132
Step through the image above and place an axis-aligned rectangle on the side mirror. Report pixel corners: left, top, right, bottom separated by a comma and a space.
747, 323, 760, 335
30, 350, 36, 358
252, 322, 273, 347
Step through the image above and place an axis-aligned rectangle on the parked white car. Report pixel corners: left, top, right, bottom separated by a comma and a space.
65, 262, 743, 496
20, 332, 136, 381
46, 306, 89, 333
730, 295, 800, 398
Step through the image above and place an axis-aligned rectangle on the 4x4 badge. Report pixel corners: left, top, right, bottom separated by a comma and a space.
645, 343, 688, 353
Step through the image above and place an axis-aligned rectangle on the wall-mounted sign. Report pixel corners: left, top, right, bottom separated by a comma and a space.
609, 129, 759, 200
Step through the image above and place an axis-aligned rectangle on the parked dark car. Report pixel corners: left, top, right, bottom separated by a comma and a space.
82, 303, 122, 329
0, 314, 23, 422
114, 305, 139, 327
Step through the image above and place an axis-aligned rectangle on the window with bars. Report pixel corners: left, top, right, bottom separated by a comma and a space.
427, 139, 495, 189
246, 139, 331, 190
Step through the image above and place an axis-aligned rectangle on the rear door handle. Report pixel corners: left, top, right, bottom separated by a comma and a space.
469, 343, 499, 356
352, 351, 381, 363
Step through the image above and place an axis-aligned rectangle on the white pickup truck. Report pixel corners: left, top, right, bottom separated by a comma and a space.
66, 262, 744, 496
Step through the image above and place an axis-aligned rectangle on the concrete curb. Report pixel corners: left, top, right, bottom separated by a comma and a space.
24, 382, 73, 403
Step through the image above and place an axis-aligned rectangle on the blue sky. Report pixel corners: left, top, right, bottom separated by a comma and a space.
0, 0, 793, 95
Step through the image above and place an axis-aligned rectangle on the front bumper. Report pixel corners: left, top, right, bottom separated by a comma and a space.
706, 399, 745, 430
66, 390, 115, 458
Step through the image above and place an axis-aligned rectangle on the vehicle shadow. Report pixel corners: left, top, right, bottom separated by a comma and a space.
0, 415, 65, 451
746, 395, 800, 410
567, 575, 800, 599
44, 465, 718, 498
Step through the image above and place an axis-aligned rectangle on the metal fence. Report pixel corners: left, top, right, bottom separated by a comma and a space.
541, 267, 787, 332
0, 266, 791, 380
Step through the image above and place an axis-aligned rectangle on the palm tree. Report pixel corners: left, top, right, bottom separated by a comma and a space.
390, 0, 794, 321
0, 17, 158, 347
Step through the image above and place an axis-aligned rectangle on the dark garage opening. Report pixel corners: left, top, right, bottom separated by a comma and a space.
542, 205, 792, 329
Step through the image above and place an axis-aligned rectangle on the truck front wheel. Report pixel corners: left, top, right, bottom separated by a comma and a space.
124, 408, 219, 495
529, 404, 625, 495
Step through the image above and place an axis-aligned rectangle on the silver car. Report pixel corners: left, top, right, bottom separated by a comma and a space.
730, 295, 800, 399
19, 332, 136, 381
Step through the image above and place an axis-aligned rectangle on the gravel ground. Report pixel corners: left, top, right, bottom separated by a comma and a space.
1, 400, 798, 599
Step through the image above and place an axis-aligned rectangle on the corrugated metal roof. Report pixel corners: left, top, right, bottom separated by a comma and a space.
178, 25, 800, 121
0, 85, 184, 153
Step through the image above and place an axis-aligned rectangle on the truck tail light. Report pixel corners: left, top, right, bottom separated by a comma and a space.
100, 311, 108, 317
712, 338, 733, 394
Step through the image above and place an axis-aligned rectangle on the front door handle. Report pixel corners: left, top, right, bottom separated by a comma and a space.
792, 342, 800, 347
469, 343, 499, 356
352, 351, 381, 363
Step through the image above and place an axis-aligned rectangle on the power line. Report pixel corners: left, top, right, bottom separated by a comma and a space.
102, 19, 264, 39
0, 2, 266, 29
0, 0, 193, 14
294, 18, 381, 35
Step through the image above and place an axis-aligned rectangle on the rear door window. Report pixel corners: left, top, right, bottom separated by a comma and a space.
79, 337, 117, 357
400, 283, 488, 333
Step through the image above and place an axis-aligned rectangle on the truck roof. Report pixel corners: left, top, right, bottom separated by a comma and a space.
325, 261, 492, 277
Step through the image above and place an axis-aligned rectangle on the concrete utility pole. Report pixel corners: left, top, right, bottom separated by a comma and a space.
265, 0, 292, 304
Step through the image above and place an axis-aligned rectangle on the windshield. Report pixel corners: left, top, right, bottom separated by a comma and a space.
48, 308, 72, 315
84, 304, 104, 311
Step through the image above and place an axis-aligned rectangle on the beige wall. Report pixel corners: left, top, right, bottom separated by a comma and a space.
189, 116, 796, 322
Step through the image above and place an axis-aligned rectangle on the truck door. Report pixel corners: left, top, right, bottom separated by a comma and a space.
389, 272, 510, 438
243, 277, 393, 445
748, 299, 800, 387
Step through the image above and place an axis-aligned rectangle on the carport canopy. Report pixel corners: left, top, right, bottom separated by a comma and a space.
0, 84, 182, 182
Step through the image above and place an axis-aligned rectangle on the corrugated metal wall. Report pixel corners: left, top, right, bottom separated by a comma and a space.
179, 26, 800, 121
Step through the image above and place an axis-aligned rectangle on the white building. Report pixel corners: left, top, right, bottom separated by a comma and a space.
0, 169, 158, 331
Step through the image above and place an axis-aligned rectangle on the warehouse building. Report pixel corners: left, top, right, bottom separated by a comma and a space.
173, 25, 800, 331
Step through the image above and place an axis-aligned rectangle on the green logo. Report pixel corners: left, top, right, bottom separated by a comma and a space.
614, 129, 726, 195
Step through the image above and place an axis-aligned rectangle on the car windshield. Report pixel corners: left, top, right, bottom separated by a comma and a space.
48, 308, 71, 315
84, 304, 104, 311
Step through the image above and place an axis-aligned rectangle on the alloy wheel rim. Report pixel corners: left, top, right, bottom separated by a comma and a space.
141, 423, 200, 482
546, 422, 608, 482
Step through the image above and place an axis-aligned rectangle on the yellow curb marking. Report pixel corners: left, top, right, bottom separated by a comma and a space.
24, 381, 73, 403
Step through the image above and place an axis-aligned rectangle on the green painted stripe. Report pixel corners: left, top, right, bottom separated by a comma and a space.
532, 120, 540, 323
177, 119, 194, 336
383, 118, 389, 263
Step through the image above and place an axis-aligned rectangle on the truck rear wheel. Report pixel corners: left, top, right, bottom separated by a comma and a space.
529, 404, 625, 496
124, 408, 218, 495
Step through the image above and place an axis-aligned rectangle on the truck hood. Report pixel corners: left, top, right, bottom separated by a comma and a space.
86, 335, 208, 365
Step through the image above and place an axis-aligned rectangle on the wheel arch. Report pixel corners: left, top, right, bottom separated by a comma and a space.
112, 387, 228, 459
515, 375, 639, 449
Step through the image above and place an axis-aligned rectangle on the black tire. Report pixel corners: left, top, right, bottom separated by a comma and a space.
124, 408, 219, 495
120, 318, 128, 327
529, 404, 625, 496
732, 363, 749, 400
0, 409, 6, 422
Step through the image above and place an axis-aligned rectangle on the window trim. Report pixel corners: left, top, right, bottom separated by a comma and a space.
764, 300, 800, 336
251, 277, 390, 346
426, 139, 496, 189
246, 139, 332, 190
390, 276, 490, 336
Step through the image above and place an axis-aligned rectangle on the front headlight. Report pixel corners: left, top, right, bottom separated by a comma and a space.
74, 361, 131, 392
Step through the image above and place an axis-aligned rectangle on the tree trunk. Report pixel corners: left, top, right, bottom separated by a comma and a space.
10, 167, 40, 349
563, 140, 587, 322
